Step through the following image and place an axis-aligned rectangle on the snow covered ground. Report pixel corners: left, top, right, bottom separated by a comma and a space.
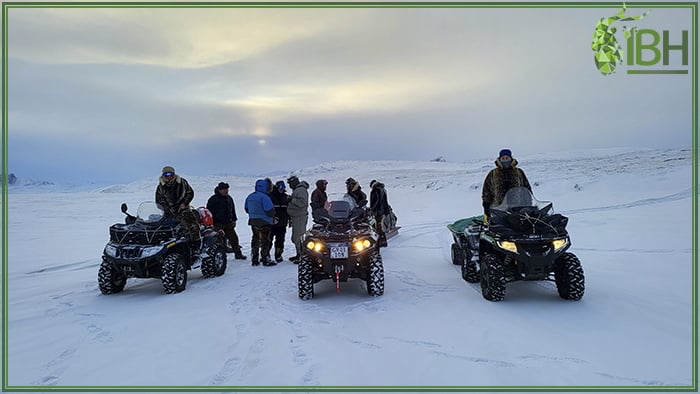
4, 147, 696, 389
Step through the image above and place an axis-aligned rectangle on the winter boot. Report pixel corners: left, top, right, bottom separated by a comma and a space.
234, 251, 247, 260
289, 255, 300, 263
274, 247, 284, 262
262, 255, 277, 266
251, 250, 260, 266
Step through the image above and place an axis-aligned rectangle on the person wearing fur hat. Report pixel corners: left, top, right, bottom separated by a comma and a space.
344, 177, 367, 208
369, 179, 392, 247
269, 181, 290, 262
155, 166, 201, 255
286, 175, 309, 263
482, 149, 532, 223
244, 179, 276, 266
207, 182, 247, 260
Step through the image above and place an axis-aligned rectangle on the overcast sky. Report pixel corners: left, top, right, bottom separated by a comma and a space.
5, 5, 693, 184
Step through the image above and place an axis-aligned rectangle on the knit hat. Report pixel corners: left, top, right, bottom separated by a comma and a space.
162, 166, 176, 176
498, 149, 512, 158
275, 180, 286, 191
217, 182, 229, 190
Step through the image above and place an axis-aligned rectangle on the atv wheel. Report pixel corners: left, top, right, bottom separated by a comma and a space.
162, 253, 188, 294
201, 241, 227, 278
98, 258, 126, 295
480, 252, 506, 301
461, 249, 480, 283
451, 243, 464, 265
367, 250, 385, 296
554, 252, 585, 301
298, 256, 314, 300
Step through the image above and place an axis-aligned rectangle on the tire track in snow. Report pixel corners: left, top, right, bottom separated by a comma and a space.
26, 259, 99, 275
594, 372, 676, 386
392, 270, 460, 302
562, 189, 691, 215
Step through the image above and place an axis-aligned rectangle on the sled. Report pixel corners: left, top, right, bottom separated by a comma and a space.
447, 215, 484, 265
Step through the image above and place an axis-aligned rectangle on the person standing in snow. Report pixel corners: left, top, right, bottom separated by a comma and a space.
206, 182, 247, 260
310, 179, 331, 222
482, 149, 532, 223
244, 179, 276, 266
269, 180, 290, 263
345, 177, 368, 208
369, 179, 392, 247
286, 176, 309, 263
155, 166, 201, 256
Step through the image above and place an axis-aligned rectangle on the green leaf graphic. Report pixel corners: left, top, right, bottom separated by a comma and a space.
592, 3, 649, 75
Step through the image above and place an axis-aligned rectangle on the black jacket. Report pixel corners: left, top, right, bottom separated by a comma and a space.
270, 188, 290, 227
370, 182, 391, 217
348, 188, 367, 208
206, 186, 238, 225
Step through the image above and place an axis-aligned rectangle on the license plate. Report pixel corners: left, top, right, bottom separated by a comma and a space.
330, 244, 348, 259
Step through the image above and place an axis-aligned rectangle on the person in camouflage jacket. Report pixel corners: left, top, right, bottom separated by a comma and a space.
155, 166, 201, 251
481, 149, 532, 221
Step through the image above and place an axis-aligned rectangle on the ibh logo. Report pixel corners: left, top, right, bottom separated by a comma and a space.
592, 4, 689, 75
591, 4, 649, 75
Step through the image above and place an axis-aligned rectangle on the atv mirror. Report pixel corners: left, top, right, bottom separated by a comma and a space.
121, 203, 128, 214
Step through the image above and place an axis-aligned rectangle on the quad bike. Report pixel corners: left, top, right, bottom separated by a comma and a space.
448, 187, 584, 301
99, 202, 227, 295
298, 200, 384, 300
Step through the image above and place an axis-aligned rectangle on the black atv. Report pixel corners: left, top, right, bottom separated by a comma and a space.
449, 187, 584, 301
298, 200, 384, 300
98, 202, 227, 295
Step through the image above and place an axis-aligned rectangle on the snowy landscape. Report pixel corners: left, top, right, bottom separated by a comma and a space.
4, 147, 695, 389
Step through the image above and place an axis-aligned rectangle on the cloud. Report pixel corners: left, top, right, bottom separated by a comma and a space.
6, 6, 693, 184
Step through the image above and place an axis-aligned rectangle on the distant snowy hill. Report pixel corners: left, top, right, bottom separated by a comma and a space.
5, 147, 695, 389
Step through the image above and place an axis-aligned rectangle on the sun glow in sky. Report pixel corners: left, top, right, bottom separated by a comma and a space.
5, 6, 693, 184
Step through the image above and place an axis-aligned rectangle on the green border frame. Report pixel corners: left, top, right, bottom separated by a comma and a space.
0, 1, 697, 392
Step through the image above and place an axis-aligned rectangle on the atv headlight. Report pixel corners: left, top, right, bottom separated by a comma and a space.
141, 245, 166, 258
552, 238, 569, 251
353, 238, 372, 252
104, 244, 118, 257
497, 241, 518, 253
306, 240, 324, 253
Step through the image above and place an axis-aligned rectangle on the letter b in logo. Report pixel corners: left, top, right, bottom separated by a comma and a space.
627, 29, 689, 66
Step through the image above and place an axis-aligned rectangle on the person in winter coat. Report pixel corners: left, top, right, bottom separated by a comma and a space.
155, 166, 201, 255
482, 149, 532, 223
310, 179, 331, 222
286, 175, 309, 263
269, 180, 290, 262
206, 182, 246, 260
369, 179, 392, 247
244, 179, 276, 266
345, 177, 368, 208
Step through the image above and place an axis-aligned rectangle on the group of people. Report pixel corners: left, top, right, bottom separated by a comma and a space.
154, 147, 529, 265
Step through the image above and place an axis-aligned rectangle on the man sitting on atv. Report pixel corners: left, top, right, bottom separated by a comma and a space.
481, 149, 532, 224
155, 166, 202, 257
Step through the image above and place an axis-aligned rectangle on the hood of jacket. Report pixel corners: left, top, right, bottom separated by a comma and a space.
255, 179, 270, 193
159, 174, 182, 186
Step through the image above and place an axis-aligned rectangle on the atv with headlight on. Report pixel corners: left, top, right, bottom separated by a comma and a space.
98, 202, 227, 295
449, 187, 584, 302
298, 200, 384, 300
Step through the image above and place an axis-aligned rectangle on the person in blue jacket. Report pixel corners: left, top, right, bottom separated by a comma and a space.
244, 179, 276, 266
